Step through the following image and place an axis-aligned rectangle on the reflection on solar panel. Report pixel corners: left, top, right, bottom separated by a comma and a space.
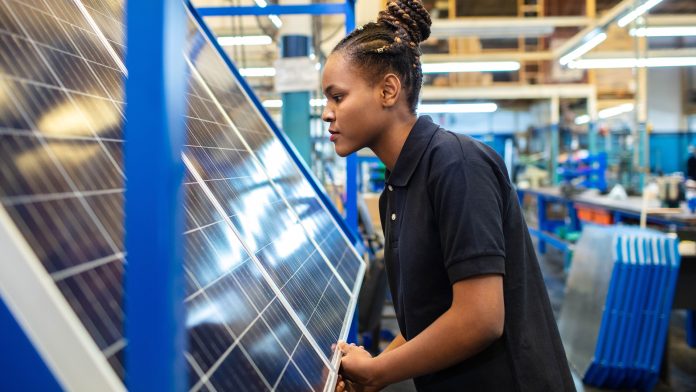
0, 0, 365, 391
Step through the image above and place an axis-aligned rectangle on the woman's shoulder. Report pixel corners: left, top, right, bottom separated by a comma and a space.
426, 127, 504, 170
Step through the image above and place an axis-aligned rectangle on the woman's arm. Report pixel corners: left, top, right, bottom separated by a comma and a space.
338, 274, 504, 388
382, 333, 406, 354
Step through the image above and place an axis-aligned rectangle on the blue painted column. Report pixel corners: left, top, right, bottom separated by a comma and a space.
344, 0, 359, 236
125, 1, 187, 390
280, 1, 312, 166
344, 0, 359, 345
588, 121, 598, 155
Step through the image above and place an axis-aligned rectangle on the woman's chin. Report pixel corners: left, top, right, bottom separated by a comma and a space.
334, 144, 356, 157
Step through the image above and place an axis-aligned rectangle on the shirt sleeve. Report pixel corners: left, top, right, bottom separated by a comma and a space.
429, 157, 507, 284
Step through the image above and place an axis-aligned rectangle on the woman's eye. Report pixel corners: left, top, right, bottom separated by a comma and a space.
333, 95, 343, 103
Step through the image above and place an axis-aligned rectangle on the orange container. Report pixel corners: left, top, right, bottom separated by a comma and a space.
575, 205, 613, 225
592, 210, 613, 225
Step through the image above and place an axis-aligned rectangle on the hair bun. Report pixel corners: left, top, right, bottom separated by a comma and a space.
378, 0, 432, 44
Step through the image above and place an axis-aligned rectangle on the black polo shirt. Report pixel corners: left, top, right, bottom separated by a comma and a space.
379, 116, 575, 391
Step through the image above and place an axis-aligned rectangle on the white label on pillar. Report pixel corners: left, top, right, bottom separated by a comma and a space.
274, 57, 320, 93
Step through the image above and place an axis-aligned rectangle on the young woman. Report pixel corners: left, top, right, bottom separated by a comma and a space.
322, 1, 575, 391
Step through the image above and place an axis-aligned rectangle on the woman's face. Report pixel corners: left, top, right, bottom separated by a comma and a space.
321, 53, 387, 157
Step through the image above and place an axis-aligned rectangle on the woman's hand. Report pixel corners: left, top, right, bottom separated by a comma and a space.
335, 375, 382, 392
335, 342, 384, 391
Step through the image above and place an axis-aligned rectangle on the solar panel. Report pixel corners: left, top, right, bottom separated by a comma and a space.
0, 0, 365, 391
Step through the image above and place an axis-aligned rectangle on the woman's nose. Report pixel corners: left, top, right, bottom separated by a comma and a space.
322, 106, 334, 122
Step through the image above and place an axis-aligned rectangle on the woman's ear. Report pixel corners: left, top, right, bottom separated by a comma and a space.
380, 73, 402, 108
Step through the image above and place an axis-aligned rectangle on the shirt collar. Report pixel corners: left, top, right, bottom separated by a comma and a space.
385, 115, 439, 187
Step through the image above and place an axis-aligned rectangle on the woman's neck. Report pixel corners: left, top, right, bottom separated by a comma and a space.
370, 113, 418, 172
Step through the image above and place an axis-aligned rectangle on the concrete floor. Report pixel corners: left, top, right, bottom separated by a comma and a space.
370, 243, 696, 392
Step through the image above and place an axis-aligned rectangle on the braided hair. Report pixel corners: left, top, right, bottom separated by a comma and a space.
332, 0, 432, 114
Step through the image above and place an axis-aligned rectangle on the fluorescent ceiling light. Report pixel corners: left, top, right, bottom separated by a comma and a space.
254, 0, 283, 28
218, 35, 272, 46
630, 26, 696, 37
618, 0, 664, 28
422, 62, 520, 73
568, 57, 696, 69
599, 103, 634, 119
269, 15, 283, 28
263, 99, 283, 108
418, 103, 498, 114
262, 99, 327, 108
575, 115, 590, 125
240, 67, 276, 77
559, 32, 607, 66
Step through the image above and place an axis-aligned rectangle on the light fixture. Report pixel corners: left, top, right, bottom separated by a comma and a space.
262, 99, 283, 108
575, 115, 590, 125
239, 67, 276, 77
417, 103, 498, 114
422, 62, 520, 74
617, 0, 664, 28
261, 99, 327, 108
254, 0, 283, 28
568, 57, 696, 69
559, 32, 607, 66
599, 103, 634, 119
629, 26, 696, 37
218, 35, 272, 46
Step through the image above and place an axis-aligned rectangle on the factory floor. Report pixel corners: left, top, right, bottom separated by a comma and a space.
374, 243, 696, 392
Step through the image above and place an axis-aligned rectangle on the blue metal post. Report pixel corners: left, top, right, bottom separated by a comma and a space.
125, 1, 187, 390
588, 121, 598, 155
344, 0, 360, 345
344, 0, 359, 236
551, 123, 560, 186
537, 195, 547, 254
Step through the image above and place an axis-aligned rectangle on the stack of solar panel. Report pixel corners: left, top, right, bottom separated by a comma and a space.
559, 225, 681, 392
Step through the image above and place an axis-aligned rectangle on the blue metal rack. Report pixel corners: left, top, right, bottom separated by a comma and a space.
124, 1, 188, 390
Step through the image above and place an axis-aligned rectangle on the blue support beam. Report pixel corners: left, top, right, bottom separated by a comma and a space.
125, 1, 187, 390
344, 0, 359, 237
344, 0, 359, 345
197, 3, 348, 17
551, 123, 560, 185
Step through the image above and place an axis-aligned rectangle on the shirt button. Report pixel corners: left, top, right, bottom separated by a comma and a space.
388, 185, 394, 191
391, 213, 396, 221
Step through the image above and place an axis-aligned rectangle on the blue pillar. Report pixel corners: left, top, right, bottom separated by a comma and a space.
281, 35, 312, 165
551, 123, 560, 185
344, 0, 358, 235
125, 0, 187, 390
344, 0, 359, 345
588, 121, 598, 155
